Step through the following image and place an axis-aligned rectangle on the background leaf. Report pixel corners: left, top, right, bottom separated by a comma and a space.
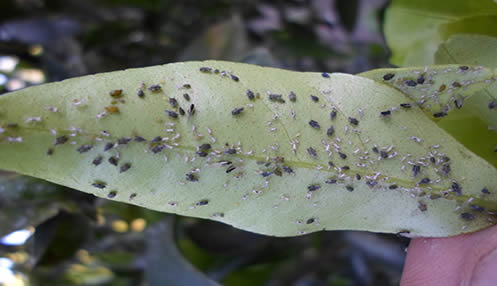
1, 61, 496, 237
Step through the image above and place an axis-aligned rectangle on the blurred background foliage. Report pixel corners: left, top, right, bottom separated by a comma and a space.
0, 0, 409, 285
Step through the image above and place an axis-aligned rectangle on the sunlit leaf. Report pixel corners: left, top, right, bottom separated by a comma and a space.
0, 61, 496, 237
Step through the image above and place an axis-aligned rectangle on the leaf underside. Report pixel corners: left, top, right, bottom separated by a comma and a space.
0, 61, 496, 237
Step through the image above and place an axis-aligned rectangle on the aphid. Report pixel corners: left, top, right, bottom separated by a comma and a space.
282, 165, 293, 173
185, 173, 198, 182
346, 185, 354, 191
328, 161, 335, 167
325, 179, 337, 184
232, 107, 244, 115
405, 80, 417, 87
455, 96, 464, 109
54, 135, 69, 146
134, 136, 146, 142
104, 142, 114, 151
151, 144, 165, 154
183, 84, 191, 89
247, 89, 255, 100
109, 89, 123, 98
380, 151, 388, 159
439, 84, 446, 92
148, 84, 162, 92
179, 107, 185, 115
327, 126, 335, 137
451, 182, 462, 196
366, 180, 377, 188
310, 95, 319, 102
308, 120, 320, 129
92, 156, 103, 166
412, 165, 421, 177
452, 82, 462, 88
470, 205, 485, 212
165, 110, 179, 118
418, 177, 430, 185
108, 156, 119, 166
338, 152, 347, 159
482, 188, 490, 194
226, 165, 236, 173
108, 191, 117, 198
433, 112, 447, 118
388, 184, 398, 190
200, 67, 212, 73
330, 110, 337, 120
356, 174, 361, 180
321, 72, 330, 78
196, 151, 208, 157
268, 94, 285, 103
129, 193, 137, 200
307, 147, 317, 158
307, 184, 321, 191
418, 201, 427, 212
77, 145, 93, 153
120, 163, 131, 173
289, 91, 296, 102
151, 136, 162, 143
341, 166, 350, 170
348, 117, 359, 126
460, 213, 475, 221
199, 143, 211, 151
183, 93, 190, 101
489, 100, 496, 109
169, 98, 178, 107
417, 75, 425, 84
441, 164, 451, 176
137, 90, 145, 98
196, 199, 209, 206
306, 218, 315, 224
225, 148, 237, 155
230, 74, 239, 82
261, 171, 273, 177
380, 110, 391, 116
92, 181, 106, 189
459, 66, 469, 71
117, 137, 131, 145
383, 73, 395, 81
372, 146, 379, 153
400, 103, 412, 109
46, 148, 54, 156
105, 106, 120, 113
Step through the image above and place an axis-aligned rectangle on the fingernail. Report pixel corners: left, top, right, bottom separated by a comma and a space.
471, 248, 497, 286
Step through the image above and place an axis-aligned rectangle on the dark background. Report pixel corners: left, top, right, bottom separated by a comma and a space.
0, 0, 409, 285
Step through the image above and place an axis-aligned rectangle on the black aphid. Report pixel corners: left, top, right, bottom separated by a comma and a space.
165, 110, 178, 118
309, 120, 320, 129
418, 201, 427, 212
189, 104, 195, 116
459, 66, 469, 71
183, 84, 191, 89
325, 179, 337, 184
308, 184, 321, 191
151, 136, 162, 143
327, 126, 335, 137
230, 74, 239, 82
460, 213, 475, 221
380, 151, 388, 159
366, 180, 377, 188
348, 117, 359, 126
429, 156, 436, 164
104, 142, 114, 151
383, 73, 395, 81
306, 218, 315, 224
452, 82, 462, 88
307, 147, 317, 158
433, 112, 447, 118
405, 80, 417, 87
92, 156, 103, 166
117, 137, 131, 145
47, 148, 54, 156
346, 185, 354, 191
380, 110, 391, 116
489, 100, 496, 109
226, 165, 236, 173
470, 205, 485, 212
372, 147, 379, 153
247, 89, 255, 100
199, 143, 211, 151
129, 193, 137, 200
186, 173, 198, 182
388, 184, 398, 190
196, 199, 209, 206
418, 177, 430, 185
455, 97, 464, 109
92, 181, 106, 189
196, 151, 208, 157
179, 107, 185, 115
330, 110, 337, 120
148, 85, 162, 92
200, 67, 212, 73
328, 161, 335, 167
269, 94, 285, 103
169, 98, 178, 107
137, 90, 145, 98
356, 174, 361, 180
417, 75, 425, 84
321, 72, 330, 78
151, 144, 165, 154
451, 182, 462, 196
232, 107, 244, 115
338, 152, 347, 159
77, 145, 93, 153
120, 163, 131, 173
54, 135, 69, 146
108, 156, 119, 166
400, 103, 412, 109
134, 136, 146, 142
282, 165, 293, 173
261, 171, 273, 177
107, 191, 117, 198
482, 188, 490, 194
183, 93, 190, 101
310, 95, 319, 102
341, 166, 350, 170
412, 165, 421, 177
289, 91, 296, 102
225, 148, 236, 155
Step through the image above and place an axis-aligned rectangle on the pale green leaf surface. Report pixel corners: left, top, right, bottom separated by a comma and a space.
1, 61, 496, 237
385, 0, 497, 66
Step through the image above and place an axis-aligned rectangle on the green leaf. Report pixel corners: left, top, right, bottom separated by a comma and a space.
1, 61, 496, 237
384, 0, 497, 66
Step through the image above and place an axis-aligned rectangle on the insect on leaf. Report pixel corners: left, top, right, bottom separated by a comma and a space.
0, 61, 496, 237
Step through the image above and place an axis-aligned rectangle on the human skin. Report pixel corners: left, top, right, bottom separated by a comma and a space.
401, 225, 497, 286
